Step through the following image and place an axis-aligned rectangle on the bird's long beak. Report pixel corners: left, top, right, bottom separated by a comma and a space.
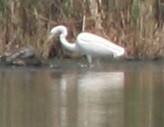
47, 33, 54, 41
43, 33, 57, 59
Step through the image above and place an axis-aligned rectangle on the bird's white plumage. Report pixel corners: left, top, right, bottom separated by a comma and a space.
77, 32, 124, 57
48, 25, 125, 66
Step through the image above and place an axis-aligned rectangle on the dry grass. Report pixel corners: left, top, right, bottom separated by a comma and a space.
0, 0, 163, 59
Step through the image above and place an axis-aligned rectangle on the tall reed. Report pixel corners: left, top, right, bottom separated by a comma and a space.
0, 0, 163, 59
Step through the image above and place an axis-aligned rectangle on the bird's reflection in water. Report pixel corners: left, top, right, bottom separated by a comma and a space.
59, 71, 124, 127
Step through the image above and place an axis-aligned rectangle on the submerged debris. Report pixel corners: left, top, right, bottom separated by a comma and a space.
0, 46, 45, 66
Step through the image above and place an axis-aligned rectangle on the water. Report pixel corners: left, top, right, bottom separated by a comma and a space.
0, 60, 163, 127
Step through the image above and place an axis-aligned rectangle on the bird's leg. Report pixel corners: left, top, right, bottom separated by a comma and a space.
96, 58, 101, 67
86, 55, 94, 68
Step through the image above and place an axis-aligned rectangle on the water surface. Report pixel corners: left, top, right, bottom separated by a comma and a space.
0, 60, 163, 127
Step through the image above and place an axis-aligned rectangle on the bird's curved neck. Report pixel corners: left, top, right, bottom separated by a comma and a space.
58, 27, 79, 52
58, 26, 68, 37
60, 36, 78, 52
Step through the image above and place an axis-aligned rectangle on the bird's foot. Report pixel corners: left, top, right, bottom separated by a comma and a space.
78, 63, 87, 68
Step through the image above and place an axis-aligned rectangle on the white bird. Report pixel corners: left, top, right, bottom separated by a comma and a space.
48, 25, 125, 67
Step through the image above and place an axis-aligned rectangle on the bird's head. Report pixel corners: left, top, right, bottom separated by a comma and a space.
48, 25, 67, 41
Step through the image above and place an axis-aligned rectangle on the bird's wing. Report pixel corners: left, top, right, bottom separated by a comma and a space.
76, 32, 123, 56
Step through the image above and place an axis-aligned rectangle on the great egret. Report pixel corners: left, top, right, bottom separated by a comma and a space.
48, 25, 125, 66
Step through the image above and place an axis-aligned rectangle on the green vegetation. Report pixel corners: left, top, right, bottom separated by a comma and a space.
0, 0, 163, 59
